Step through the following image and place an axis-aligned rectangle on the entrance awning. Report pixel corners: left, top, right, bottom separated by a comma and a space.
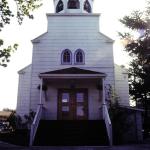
39, 67, 106, 79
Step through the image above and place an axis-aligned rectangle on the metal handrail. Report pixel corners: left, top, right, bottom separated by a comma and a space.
102, 104, 113, 146
30, 104, 43, 146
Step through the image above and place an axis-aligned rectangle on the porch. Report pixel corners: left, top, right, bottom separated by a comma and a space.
29, 67, 112, 146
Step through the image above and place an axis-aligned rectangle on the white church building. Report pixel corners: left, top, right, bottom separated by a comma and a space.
16, 0, 130, 146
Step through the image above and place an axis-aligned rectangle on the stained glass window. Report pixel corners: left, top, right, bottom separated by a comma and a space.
75, 49, 84, 64
62, 49, 72, 64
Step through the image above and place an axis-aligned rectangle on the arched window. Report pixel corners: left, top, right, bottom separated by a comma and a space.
61, 49, 72, 64
68, 0, 80, 9
56, 0, 64, 13
84, 0, 91, 13
75, 49, 85, 64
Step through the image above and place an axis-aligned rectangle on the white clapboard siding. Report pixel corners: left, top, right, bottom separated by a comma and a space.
115, 65, 129, 106
29, 14, 115, 116
16, 13, 129, 118
16, 65, 31, 116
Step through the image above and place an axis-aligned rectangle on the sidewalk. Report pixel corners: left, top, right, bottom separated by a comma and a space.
0, 142, 150, 150
30, 145, 150, 150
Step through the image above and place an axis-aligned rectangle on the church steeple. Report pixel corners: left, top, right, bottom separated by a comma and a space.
54, 0, 93, 14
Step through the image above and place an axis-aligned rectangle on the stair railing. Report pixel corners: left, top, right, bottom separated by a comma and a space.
30, 104, 43, 146
102, 104, 113, 146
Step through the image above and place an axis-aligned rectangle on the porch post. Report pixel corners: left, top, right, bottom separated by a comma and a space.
102, 78, 106, 105
39, 78, 43, 104
102, 78, 106, 120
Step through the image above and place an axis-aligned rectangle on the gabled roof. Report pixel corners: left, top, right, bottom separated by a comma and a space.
99, 32, 114, 43
31, 30, 114, 44
31, 32, 48, 43
18, 64, 31, 74
40, 67, 105, 75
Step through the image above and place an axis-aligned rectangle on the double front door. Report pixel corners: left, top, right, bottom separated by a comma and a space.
58, 89, 88, 120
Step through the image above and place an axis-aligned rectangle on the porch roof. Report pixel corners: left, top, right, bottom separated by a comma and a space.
39, 67, 106, 79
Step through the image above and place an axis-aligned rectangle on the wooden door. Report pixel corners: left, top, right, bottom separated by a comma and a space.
58, 89, 88, 120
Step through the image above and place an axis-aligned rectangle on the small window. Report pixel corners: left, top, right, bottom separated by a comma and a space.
61, 49, 72, 64
75, 49, 85, 64
68, 0, 80, 9
84, 0, 91, 13
56, 0, 64, 13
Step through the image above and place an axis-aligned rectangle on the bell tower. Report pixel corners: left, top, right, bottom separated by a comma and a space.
53, 0, 94, 13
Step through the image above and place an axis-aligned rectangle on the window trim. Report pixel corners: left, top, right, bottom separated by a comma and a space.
74, 49, 85, 65
61, 49, 72, 65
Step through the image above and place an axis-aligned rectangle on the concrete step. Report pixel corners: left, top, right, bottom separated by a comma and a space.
34, 120, 109, 146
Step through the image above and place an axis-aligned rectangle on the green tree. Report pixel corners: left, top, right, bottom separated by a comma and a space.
0, 0, 42, 67
119, 1, 150, 137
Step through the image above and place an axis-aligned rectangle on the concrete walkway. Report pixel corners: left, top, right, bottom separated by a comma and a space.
30, 145, 150, 150
0, 142, 150, 150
